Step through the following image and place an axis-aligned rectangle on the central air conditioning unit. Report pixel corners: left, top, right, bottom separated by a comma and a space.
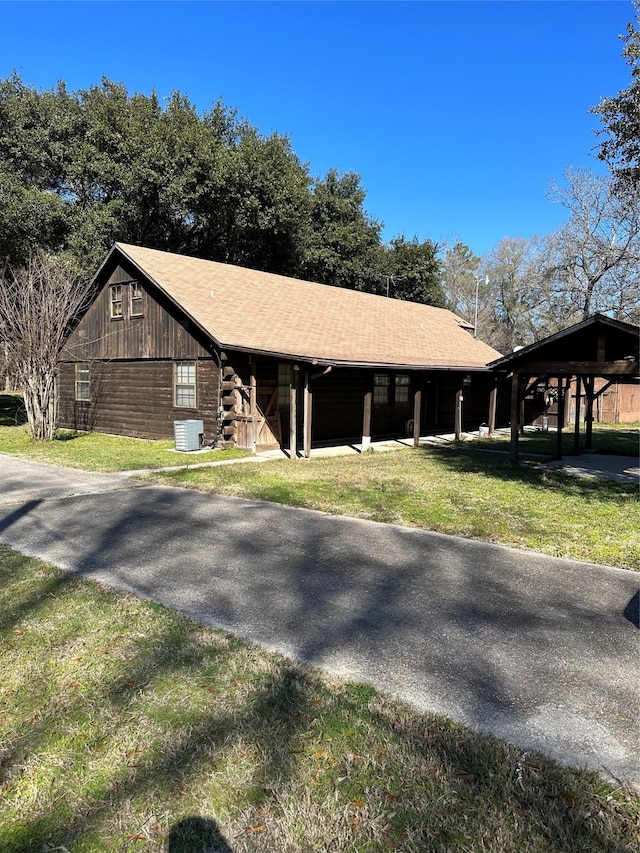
405, 418, 415, 436
173, 419, 204, 452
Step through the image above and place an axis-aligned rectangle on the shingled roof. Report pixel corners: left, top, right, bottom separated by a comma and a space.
110, 243, 502, 370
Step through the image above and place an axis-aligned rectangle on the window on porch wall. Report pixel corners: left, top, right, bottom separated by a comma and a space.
373, 374, 390, 405
395, 374, 410, 404
277, 363, 291, 410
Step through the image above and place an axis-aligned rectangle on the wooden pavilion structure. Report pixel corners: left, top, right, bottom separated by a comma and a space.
488, 314, 639, 464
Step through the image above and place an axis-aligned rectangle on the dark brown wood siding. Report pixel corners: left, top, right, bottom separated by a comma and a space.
58, 359, 220, 441
64, 263, 213, 362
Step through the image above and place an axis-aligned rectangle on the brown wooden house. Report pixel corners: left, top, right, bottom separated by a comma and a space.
58, 243, 503, 454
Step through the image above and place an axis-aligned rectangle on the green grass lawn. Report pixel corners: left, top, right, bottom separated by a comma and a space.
1, 392, 637, 568
1, 548, 638, 853
0, 393, 247, 471
148, 447, 640, 570
469, 422, 640, 459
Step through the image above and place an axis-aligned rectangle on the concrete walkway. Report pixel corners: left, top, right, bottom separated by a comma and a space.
0, 453, 638, 789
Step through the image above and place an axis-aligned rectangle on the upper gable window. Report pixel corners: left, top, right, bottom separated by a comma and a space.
110, 285, 123, 319
130, 281, 143, 317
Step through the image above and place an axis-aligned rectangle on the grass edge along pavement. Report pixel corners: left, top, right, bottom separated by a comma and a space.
1, 547, 638, 853
0, 395, 638, 568
145, 445, 640, 570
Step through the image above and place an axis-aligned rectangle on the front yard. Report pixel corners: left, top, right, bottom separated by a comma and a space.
1, 393, 638, 569
1, 550, 638, 853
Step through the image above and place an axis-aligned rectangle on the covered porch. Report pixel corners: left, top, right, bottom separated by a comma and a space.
488, 314, 639, 464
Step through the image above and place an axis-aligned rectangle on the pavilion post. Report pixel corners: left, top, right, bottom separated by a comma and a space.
362, 381, 372, 451
455, 388, 463, 440
488, 383, 497, 435
556, 377, 564, 460
585, 376, 595, 450
303, 370, 312, 458
413, 384, 422, 448
573, 375, 582, 454
289, 372, 298, 460
510, 372, 520, 464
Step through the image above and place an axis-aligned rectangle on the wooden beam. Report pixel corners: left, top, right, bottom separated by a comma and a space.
454, 388, 462, 440
515, 360, 638, 376
362, 386, 372, 451
303, 370, 312, 459
556, 377, 564, 460
510, 372, 520, 464
488, 384, 497, 435
573, 375, 582, 454
585, 375, 595, 450
289, 379, 297, 460
413, 386, 422, 448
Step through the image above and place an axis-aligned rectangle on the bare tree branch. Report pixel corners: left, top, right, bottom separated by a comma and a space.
0, 251, 94, 439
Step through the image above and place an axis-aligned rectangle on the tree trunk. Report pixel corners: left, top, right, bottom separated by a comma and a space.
23, 370, 58, 441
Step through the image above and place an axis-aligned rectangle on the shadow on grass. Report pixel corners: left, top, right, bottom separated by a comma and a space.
2, 459, 638, 853
418, 444, 638, 501
470, 425, 640, 459
168, 816, 233, 852
0, 393, 27, 427
1, 537, 637, 853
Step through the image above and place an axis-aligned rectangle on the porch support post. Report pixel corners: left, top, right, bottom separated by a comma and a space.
289, 372, 298, 460
573, 375, 582, 454
454, 388, 463, 441
585, 375, 595, 450
510, 371, 520, 465
249, 355, 257, 454
413, 383, 422, 448
556, 376, 564, 460
303, 370, 312, 459
362, 380, 372, 451
488, 382, 497, 435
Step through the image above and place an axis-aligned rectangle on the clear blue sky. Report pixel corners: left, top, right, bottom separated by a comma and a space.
0, 0, 634, 256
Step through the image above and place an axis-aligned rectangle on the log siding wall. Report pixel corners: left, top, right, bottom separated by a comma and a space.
58, 359, 220, 441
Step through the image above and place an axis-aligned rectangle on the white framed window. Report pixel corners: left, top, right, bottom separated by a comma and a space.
110, 284, 123, 319
175, 361, 196, 408
395, 374, 410, 404
75, 363, 90, 401
373, 374, 390, 406
130, 281, 143, 316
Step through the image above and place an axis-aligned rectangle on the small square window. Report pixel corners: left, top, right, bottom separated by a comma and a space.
130, 281, 143, 316
110, 285, 123, 319
395, 374, 410, 404
373, 374, 390, 406
175, 361, 196, 408
75, 363, 90, 401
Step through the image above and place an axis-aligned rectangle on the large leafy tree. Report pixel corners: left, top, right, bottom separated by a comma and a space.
0, 74, 447, 308
592, 1, 640, 191
301, 168, 382, 291
380, 236, 444, 306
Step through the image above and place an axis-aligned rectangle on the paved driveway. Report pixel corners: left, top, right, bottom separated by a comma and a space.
0, 454, 638, 787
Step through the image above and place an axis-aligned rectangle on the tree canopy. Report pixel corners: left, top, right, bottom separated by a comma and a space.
0, 74, 444, 306
591, 2, 640, 191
